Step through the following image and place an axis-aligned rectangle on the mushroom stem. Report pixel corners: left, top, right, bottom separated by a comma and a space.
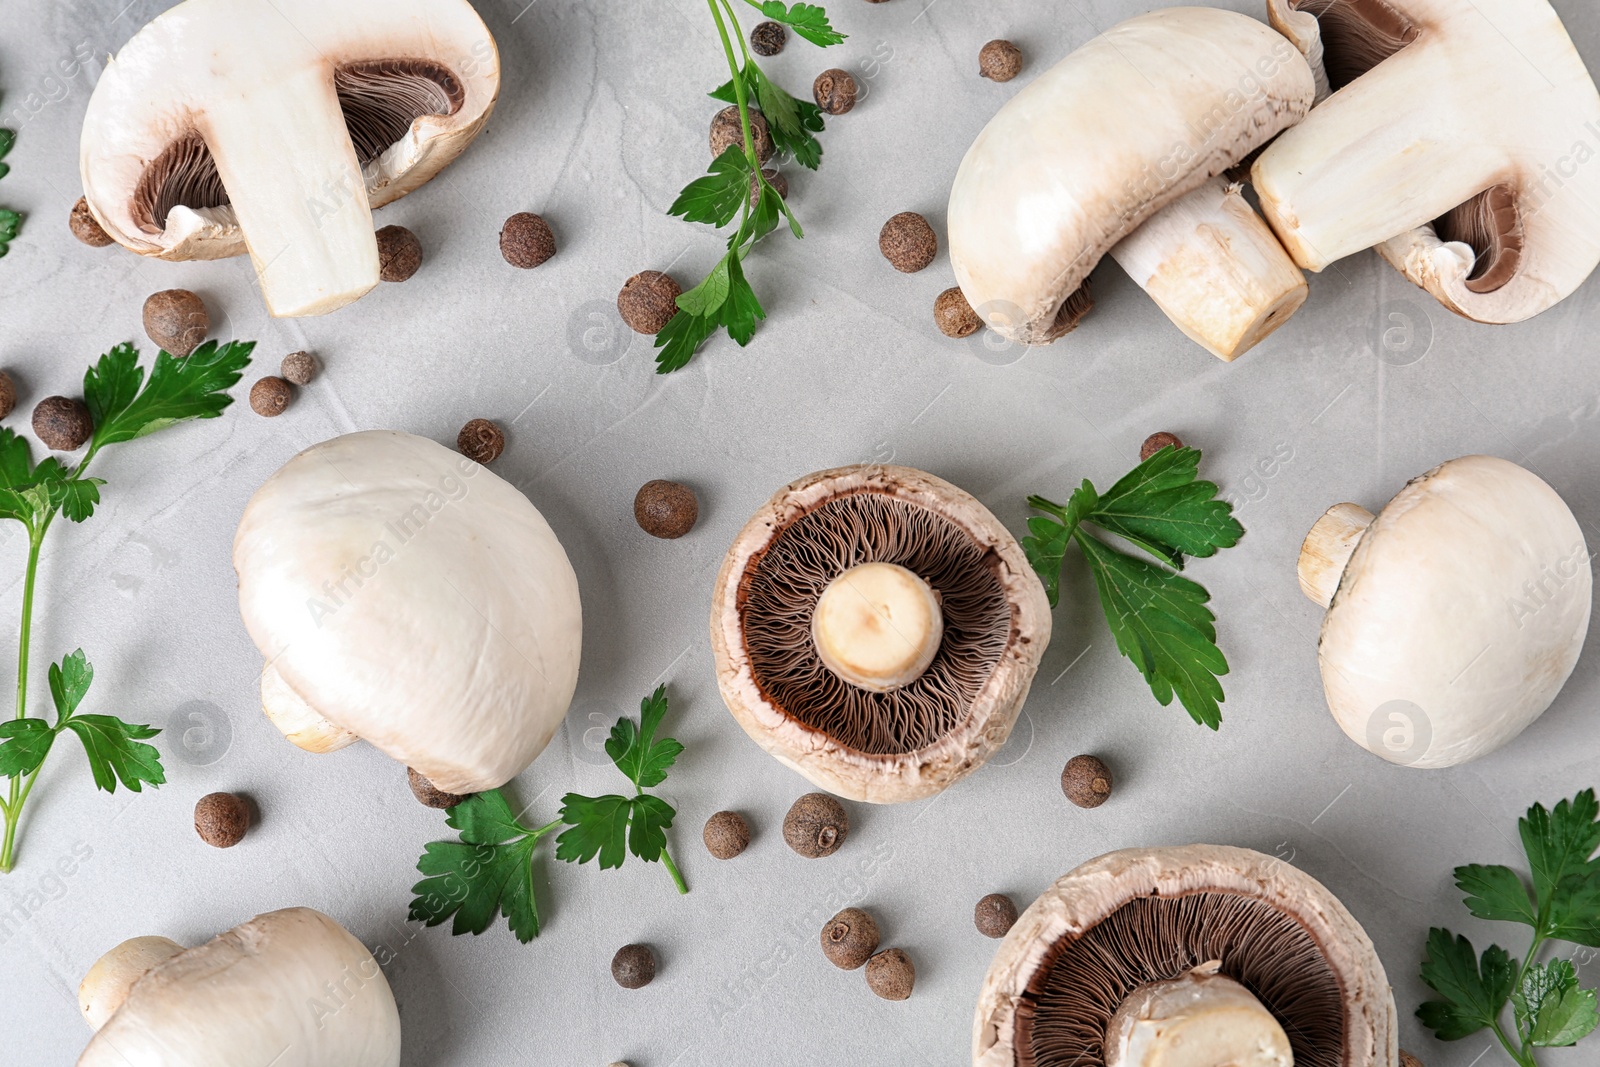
1266, 0, 1332, 102
1299, 503, 1374, 608
261, 662, 359, 753
1108, 178, 1309, 361
79, 936, 184, 1031
812, 562, 944, 692
1106, 961, 1294, 1067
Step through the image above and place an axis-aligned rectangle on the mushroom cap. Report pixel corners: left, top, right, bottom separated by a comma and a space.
973, 845, 1398, 1067
947, 7, 1314, 344
711, 464, 1051, 803
78, 908, 400, 1066
233, 430, 581, 794
1318, 455, 1590, 768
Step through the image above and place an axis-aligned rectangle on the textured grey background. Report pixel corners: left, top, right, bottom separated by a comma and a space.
1, 0, 1597, 1064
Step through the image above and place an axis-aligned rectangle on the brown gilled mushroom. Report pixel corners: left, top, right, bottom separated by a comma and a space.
711, 465, 1051, 803
974, 845, 1398, 1067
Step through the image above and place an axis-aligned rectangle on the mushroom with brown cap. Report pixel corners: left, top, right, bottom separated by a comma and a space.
79, 0, 500, 317
1254, 0, 1600, 324
711, 464, 1051, 803
973, 845, 1398, 1067
948, 9, 1316, 360
78, 907, 400, 1066
1298, 455, 1590, 768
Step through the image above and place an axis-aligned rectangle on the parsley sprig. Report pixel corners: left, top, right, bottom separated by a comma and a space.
1022, 445, 1244, 728
0, 340, 254, 871
1419, 790, 1600, 1065
0, 124, 20, 257
409, 686, 688, 943
655, 0, 844, 373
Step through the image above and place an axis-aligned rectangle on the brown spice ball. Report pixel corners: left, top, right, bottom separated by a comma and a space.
376, 225, 423, 282
709, 106, 775, 163
703, 810, 751, 860
249, 376, 293, 418
783, 792, 848, 858
749, 168, 788, 210
500, 212, 556, 269
1140, 432, 1184, 461
407, 767, 468, 809
975, 893, 1018, 938
457, 418, 505, 465
611, 944, 657, 989
980, 40, 1024, 82
751, 20, 787, 56
143, 289, 209, 358
1062, 754, 1114, 809
879, 212, 938, 273
280, 351, 318, 386
618, 271, 683, 335
32, 397, 92, 451
634, 479, 699, 539
0, 371, 15, 420
934, 287, 981, 338
194, 792, 250, 848
813, 69, 859, 115
865, 948, 915, 1000
69, 197, 114, 248
821, 907, 880, 969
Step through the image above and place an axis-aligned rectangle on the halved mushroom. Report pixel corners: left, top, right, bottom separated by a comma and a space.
974, 845, 1398, 1067
948, 8, 1316, 359
234, 430, 582, 794
1299, 455, 1590, 768
711, 465, 1051, 803
80, 0, 500, 317
79, 908, 400, 1066
1254, 0, 1600, 323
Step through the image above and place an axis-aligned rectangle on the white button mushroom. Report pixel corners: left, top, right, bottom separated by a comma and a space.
234, 431, 582, 794
79, 0, 500, 317
948, 9, 1316, 360
78, 908, 400, 1066
1299, 456, 1591, 768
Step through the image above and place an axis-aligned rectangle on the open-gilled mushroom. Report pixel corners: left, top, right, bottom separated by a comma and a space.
80, 0, 500, 317
234, 430, 582, 794
948, 8, 1316, 360
1254, 0, 1600, 324
974, 845, 1398, 1067
711, 465, 1051, 803
78, 908, 400, 1066
1299, 455, 1590, 768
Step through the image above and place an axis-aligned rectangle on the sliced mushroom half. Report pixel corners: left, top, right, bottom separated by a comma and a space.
711, 465, 1051, 803
974, 845, 1398, 1067
80, 0, 500, 317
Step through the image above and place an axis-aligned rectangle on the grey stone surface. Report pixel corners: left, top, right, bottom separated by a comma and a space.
0, 0, 1596, 1063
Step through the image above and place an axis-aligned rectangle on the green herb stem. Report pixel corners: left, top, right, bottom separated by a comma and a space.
0, 525, 45, 872
660, 844, 687, 895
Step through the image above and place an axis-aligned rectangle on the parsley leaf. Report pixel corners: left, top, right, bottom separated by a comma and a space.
654, 251, 766, 373
745, 64, 826, 170
61, 716, 164, 793
0, 720, 55, 779
48, 649, 93, 723
670, 146, 755, 229
1516, 960, 1600, 1047
87, 340, 254, 445
1458, 863, 1538, 929
608, 685, 684, 789
554, 793, 634, 869
1522, 791, 1600, 946
1088, 446, 1244, 568
742, 0, 846, 46
0, 126, 18, 257
1419, 930, 1517, 1040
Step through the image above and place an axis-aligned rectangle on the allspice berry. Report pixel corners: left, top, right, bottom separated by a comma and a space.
751, 20, 787, 56
408, 767, 468, 810
979, 39, 1024, 82
821, 907, 880, 970
749, 168, 788, 210
934, 287, 981, 338
194, 792, 250, 848
618, 271, 683, 335
500, 212, 556, 269
457, 418, 505, 465
1062, 754, 1114, 809
783, 792, 848, 858
69, 197, 114, 248
975, 893, 1018, 938
0, 371, 15, 420
865, 948, 915, 1001
1140, 431, 1184, 461
280, 351, 318, 386
813, 69, 858, 115
611, 944, 657, 989
709, 106, 775, 163
32, 397, 92, 451
879, 212, 938, 273
703, 810, 751, 860
143, 289, 209, 358
376, 224, 423, 282
250, 376, 292, 418
634, 479, 699, 539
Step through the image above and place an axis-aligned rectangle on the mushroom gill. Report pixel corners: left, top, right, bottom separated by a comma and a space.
1043, 279, 1096, 343
1293, 0, 1418, 90
1015, 891, 1345, 1067
1434, 183, 1524, 293
132, 133, 230, 234
737, 491, 1013, 754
